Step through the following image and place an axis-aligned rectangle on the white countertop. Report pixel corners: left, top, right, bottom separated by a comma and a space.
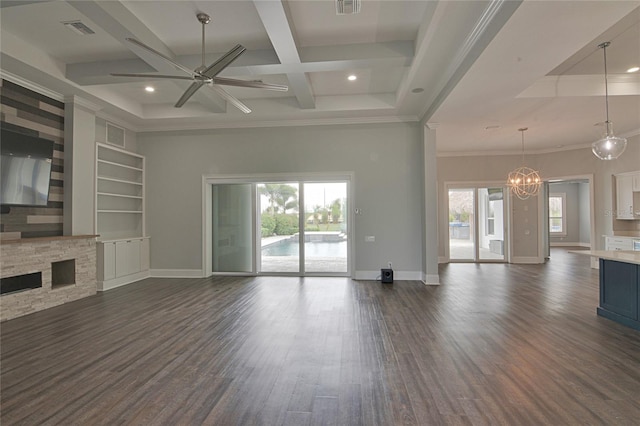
570, 250, 640, 265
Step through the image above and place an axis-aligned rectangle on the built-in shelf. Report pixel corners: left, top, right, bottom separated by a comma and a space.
95, 143, 145, 240
97, 210, 144, 214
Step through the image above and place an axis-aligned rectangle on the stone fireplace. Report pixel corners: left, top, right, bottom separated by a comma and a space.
0, 235, 97, 321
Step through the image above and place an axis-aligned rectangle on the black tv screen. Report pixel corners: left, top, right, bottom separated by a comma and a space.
1, 128, 54, 207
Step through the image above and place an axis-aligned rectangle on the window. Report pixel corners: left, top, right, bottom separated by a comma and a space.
549, 193, 566, 235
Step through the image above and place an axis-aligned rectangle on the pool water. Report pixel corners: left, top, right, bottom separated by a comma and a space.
262, 240, 347, 257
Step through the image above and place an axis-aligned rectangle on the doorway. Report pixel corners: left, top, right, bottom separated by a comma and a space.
447, 185, 507, 262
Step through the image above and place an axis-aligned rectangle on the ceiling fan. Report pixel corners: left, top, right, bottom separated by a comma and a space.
111, 12, 288, 113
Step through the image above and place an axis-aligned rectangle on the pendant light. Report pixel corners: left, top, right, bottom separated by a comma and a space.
507, 128, 541, 200
592, 42, 627, 160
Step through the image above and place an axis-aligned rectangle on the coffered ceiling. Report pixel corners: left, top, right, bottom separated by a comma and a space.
1, 0, 638, 154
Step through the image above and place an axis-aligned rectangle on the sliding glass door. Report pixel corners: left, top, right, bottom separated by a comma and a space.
258, 182, 300, 273
211, 184, 253, 273
303, 182, 348, 273
206, 175, 351, 277
448, 186, 507, 262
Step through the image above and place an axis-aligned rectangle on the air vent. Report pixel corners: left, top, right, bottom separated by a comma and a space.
62, 20, 95, 36
106, 122, 125, 148
336, 0, 361, 15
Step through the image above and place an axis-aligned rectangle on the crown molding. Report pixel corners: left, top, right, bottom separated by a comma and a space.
135, 115, 420, 133
64, 95, 102, 112
0, 70, 63, 102
95, 111, 142, 133
437, 128, 640, 157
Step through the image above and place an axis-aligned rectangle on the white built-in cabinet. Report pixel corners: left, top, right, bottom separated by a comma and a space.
95, 143, 150, 290
615, 172, 640, 220
633, 173, 640, 192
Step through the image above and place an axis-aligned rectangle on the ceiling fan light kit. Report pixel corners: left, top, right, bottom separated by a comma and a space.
110, 13, 288, 113
591, 41, 627, 160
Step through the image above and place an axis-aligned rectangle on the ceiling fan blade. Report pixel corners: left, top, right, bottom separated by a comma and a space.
175, 82, 205, 108
125, 38, 196, 78
202, 44, 246, 78
212, 77, 288, 92
111, 73, 195, 81
209, 85, 251, 114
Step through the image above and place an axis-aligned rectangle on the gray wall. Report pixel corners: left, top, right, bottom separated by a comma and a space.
138, 123, 424, 275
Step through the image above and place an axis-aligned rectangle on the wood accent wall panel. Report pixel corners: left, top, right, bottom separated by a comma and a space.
0, 79, 64, 238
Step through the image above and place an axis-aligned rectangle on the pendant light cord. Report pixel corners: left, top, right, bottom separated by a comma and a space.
599, 42, 611, 127
519, 127, 527, 165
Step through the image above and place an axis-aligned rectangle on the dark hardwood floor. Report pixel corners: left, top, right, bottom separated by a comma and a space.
2, 248, 640, 425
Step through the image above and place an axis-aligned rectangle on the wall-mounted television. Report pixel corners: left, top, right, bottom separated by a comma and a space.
1, 128, 55, 207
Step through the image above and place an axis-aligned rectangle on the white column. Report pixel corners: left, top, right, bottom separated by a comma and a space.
423, 123, 440, 284
63, 96, 100, 236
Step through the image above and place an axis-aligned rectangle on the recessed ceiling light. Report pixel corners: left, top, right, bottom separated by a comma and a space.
347, 75, 357, 81
627, 66, 640, 73
411, 88, 424, 94
145, 86, 155, 92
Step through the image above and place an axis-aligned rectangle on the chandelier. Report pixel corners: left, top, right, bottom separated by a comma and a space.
592, 41, 627, 160
507, 128, 541, 200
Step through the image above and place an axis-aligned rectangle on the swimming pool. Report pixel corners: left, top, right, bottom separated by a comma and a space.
262, 240, 347, 257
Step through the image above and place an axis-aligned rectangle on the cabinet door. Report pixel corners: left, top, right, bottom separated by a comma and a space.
115, 241, 130, 277
600, 259, 638, 320
616, 175, 634, 219
115, 239, 143, 278
140, 238, 150, 271
633, 173, 640, 192
103, 242, 116, 280
128, 239, 141, 274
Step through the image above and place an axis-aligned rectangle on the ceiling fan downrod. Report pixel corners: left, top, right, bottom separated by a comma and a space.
196, 13, 210, 72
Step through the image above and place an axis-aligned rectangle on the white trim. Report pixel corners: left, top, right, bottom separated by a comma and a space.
511, 256, 544, 264
203, 173, 355, 278
150, 269, 204, 278
136, 115, 419, 133
437, 128, 640, 157
438, 256, 447, 263
422, 273, 440, 285
98, 271, 150, 291
63, 95, 101, 112
354, 270, 423, 281
0, 70, 64, 101
550, 242, 591, 248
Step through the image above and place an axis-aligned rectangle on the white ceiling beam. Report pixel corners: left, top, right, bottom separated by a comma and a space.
252, 0, 315, 109
66, 42, 413, 85
66, 0, 226, 113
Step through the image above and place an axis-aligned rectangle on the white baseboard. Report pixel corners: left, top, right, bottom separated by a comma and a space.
511, 256, 544, 264
150, 269, 204, 278
550, 242, 591, 248
98, 270, 150, 291
354, 270, 423, 281
422, 273, 440, 285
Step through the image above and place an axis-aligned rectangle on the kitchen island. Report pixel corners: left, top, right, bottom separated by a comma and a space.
573, 250, 640, 331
